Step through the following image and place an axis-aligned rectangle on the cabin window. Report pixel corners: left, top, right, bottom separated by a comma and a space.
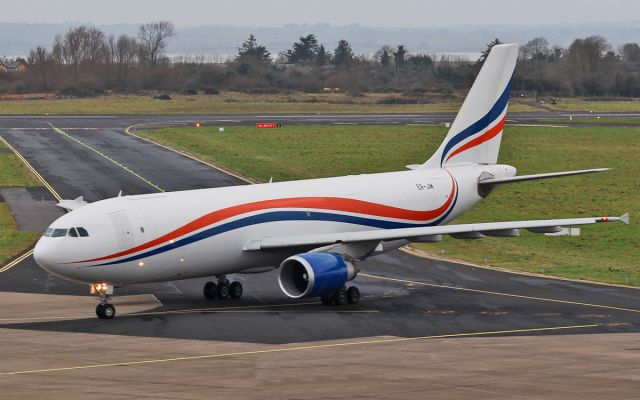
77, 227, 89, 237
68, 228, 79, 237
51, 229, 68, 237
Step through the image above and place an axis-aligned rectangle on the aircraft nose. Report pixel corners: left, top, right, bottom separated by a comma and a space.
33, 237, 52, 269
33, 237, 64, 276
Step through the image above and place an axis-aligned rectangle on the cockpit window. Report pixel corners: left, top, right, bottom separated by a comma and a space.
44, 228, 54, 237
51, 229, 68, 237
68, 228, 79, 237
77, 227, 89, 237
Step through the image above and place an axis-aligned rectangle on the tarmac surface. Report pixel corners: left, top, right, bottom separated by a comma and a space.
0, 114, 638, 398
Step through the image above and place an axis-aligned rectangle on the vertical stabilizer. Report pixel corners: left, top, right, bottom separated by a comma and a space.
422, 44, 518, 169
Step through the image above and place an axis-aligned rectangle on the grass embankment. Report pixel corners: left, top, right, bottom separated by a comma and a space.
0, 93, 538, 115
0, 141, 41, 264
140, 124, 639, 286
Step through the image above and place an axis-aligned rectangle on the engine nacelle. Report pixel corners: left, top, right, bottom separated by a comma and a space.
278, 252, 357, 298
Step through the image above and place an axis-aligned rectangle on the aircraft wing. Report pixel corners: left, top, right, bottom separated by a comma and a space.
244, 213, 629, 251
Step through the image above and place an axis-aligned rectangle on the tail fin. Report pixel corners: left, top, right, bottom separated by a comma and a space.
422, 44, 518, 169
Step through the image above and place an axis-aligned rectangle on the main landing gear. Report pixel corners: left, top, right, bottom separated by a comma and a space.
203, 276, 243, 301
92, 283, 116, 319
321, 285, 360, 306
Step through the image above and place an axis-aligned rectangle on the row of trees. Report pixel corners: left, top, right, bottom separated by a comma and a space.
3, 22, 640, 98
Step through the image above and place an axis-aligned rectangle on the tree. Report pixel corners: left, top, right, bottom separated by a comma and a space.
393, 45, 407, 70
115, 34, 139, 84
333, 39, 353, 66
564, 36, 611, 95
523, 37, 549, 60
315, 44, 329, 65
374, 45, 392, 67
61, 26, 87, 79
408, 54, 433, 68
285, 34, 319, 63
138, 21, 175, 68
28, 46, 53, 92
478, 38, 503, 65
620, 43, 640, 63
237, 34, 271, 63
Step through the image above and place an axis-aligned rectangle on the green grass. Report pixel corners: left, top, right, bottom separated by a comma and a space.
0, 149, 40, 188
548, 98, 640, 112
0, 203, 40, 263
140, 124, 639, 286
0, 93, 538, 115
0, 141, 41, 264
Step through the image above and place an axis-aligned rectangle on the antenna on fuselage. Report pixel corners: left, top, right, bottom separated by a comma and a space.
117, 190, 122, 197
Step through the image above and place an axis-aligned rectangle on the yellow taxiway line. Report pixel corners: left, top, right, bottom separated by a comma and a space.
361, 273, 640, 314
0, 135, 62, 201
48, 123, 165, 192
124, 123, 257, 184
0, 323, 600, 376
0, 134, 63, 273
0, 249, 34, 273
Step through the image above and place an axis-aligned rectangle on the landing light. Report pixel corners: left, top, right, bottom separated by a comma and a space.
195, 121, 201, 128
138, 261, 145, 267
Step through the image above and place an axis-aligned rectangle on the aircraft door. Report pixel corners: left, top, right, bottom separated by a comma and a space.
109, 211, 135, 250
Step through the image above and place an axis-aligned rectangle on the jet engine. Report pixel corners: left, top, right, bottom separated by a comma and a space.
278, 252, 357, 298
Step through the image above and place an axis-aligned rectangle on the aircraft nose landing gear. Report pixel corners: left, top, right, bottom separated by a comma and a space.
91, 282, 116, 319
203, 276, 243, 301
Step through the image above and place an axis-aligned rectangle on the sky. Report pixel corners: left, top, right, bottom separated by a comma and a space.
1, 0, 637, 27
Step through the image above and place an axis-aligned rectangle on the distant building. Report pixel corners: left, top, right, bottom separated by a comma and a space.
0, 59, 27, 73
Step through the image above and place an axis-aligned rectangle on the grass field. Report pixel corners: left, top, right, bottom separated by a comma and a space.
548, 98, 640, 112
140, 124, 639, 286
0, 93, 539, 115
0, 141, 41, 264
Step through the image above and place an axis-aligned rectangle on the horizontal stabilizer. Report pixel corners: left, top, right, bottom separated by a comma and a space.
479, 168, 610, 186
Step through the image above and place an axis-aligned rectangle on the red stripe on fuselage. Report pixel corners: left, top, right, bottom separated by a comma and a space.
72, 175, 456, 264
445, 115, 506, 163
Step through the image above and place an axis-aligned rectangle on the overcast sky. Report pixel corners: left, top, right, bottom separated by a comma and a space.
1, 0, 637, 27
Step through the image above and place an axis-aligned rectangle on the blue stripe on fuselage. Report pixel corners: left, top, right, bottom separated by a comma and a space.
87, 184, 459, 267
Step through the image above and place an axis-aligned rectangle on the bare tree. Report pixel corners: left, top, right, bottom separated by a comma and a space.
115, 34, 139, 84
138, 21, 175, 68
522, 37, 550, 60
83, 27, 108, 65
62, 26, 87, 79
28, 46, 53, 92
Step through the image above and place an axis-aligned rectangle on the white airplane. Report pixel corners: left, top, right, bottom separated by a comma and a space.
33, 44, 628, 319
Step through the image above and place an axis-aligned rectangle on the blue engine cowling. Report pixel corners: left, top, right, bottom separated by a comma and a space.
278, 252, 357, 298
